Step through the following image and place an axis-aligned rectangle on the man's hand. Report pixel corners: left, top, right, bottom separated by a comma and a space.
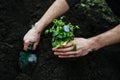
52, 38, 98, 58
23, 27, 41, 51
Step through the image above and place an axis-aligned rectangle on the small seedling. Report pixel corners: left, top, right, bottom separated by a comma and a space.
45, 16, 79, 49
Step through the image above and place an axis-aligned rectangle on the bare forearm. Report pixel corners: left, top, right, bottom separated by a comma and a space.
90, 24, 120, 50
35, 0, 69, 33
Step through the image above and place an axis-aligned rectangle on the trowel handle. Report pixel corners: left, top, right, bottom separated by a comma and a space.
28, 44, 33, 51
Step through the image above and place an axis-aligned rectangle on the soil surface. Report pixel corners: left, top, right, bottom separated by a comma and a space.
0, 0, 120, 80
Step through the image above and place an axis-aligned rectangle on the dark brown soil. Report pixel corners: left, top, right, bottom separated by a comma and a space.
0, 0, 120, 80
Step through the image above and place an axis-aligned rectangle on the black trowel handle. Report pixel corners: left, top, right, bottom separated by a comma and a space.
28, 44, 33, 51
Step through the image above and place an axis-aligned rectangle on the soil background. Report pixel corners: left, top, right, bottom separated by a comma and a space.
0, 0, 120, 80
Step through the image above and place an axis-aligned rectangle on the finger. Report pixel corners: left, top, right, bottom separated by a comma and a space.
54, 50, 82, 56
54, 51, 76, 56
33, 41, 39, 50
54, 51, 74, 56
58, 51, 84, 58
58, 54, 79, 58
57, 49, 89, 58
23, 41, 29, 51
52, 46, 73, 52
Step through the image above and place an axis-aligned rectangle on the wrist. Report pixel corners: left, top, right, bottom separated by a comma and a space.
88, 37, 102, 51
34, 22, 44, 33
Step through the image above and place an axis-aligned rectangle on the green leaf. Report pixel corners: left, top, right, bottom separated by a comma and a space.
45, 30, 49, 34
53, 31, 59, 37
73, 44, 77, 51
57, 35, 63, 39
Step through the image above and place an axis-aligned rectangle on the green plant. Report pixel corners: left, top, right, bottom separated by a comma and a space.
79, 0, 120, 22
45, 16, 79, 49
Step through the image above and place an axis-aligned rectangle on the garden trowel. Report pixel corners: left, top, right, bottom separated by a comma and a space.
19, 45, 37, 69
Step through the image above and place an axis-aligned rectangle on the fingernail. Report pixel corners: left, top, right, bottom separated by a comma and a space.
54, 52, 57, 55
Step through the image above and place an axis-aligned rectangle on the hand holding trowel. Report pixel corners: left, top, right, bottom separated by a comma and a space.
19, 25, 37, 69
